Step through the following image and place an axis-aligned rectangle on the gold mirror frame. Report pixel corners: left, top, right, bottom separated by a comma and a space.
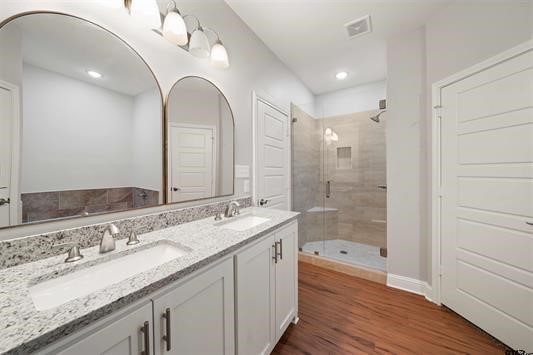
0, 11, 166, 230
164, 76, 236, 205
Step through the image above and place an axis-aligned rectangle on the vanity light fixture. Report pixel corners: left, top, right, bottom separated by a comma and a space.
336, 71, 348, 80
156, 2, 230, 68
209, 30, 230, 69
86, 70, 102, 79
162, 0, 188, 46
187, 16, 211, 58
126, 0, 162, 29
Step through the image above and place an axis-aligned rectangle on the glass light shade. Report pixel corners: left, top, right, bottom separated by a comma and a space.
210, 41, 229, 69
162, 11, 188, 46
130, 0, 162, 29
189, 29, 210, 58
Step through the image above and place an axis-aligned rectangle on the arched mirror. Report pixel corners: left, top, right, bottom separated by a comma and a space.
166, 77, 234, 203
0, 13, 164, 228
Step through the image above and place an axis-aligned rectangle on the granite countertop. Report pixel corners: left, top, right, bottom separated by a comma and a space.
0, 207, 298, 354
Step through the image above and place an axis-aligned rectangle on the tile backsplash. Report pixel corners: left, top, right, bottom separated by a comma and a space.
0, 196, 252, 269
21, 187, 160, 223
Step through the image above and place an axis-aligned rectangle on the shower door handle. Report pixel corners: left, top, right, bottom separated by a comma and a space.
326, 181, 331, 198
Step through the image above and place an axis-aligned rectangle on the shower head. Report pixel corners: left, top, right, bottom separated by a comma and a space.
370, 110, 386, 123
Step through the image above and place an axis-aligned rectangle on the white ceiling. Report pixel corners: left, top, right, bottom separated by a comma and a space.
226, 0, 452, 94
11, 14, 158, 96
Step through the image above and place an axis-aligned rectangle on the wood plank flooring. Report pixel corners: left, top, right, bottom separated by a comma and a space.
273, 262, 508, 355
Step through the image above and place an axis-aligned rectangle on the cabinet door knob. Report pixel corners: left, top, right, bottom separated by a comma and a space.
140, 321, 150, 355
162, 308, 172, 351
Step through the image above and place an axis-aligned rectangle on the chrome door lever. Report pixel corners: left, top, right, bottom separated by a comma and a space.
0, 198, 10, 206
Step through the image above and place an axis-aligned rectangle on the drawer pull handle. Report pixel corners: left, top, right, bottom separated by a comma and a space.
527, 221, 533, 226
162, 308, 172, 351
278, 239, 283, 260
140, 321, 150, 355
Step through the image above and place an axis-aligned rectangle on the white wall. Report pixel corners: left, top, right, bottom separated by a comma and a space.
315, 80, 386, 118
386, 27, 426, 282
21, 64, 135, 192
386, 0, 533, 285
132, 88, 162, 194
0, 0, 314, 238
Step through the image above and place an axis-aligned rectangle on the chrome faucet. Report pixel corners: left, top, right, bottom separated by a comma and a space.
100, 223, 120, 253
224, 200, 241, 218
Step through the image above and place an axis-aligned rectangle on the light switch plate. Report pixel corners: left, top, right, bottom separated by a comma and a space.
235, 165, 250, 178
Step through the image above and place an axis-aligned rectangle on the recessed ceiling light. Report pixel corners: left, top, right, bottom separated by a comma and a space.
336, 71, 348, 80
86, 70, 102, 79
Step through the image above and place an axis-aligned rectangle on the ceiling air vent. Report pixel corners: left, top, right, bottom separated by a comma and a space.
344, 15, 372, 39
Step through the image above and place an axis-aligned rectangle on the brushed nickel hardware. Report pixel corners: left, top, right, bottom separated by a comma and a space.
126, 231, 140, 245
224, 200, 240, 217
0, 198, 10, 206
99, 223, 120, 254
0, 186, 7, 189
272, 243, 279, 264
214, 212, 222, 221
378, 185, 387, 190
162, 307, 172, 351
527, 222, 533, 226
172, 187, 180, 192
259, 198, 269, 206
279, 238, 283, 260
326, 181, 331, 198
53, 242, 84, 263
140, 321, 150, 355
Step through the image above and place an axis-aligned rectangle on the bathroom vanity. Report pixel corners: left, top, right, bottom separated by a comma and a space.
0, 207, 298, 354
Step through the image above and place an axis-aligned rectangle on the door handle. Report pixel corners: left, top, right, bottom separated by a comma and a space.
162, 308, 172, 351
326, 181, 331, 198
278, 239, 283, 260
272, 243, 279, 264
527, 222, 533, 226
172, 187, 180, 192
0, 198, 10, 206
140, 321, 150, 355
259, 198, 269, 206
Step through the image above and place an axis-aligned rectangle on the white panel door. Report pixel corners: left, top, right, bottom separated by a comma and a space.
440, 49, 533, 351
54, 302, 153, 355
0, 87, 12, 227
235, 233, 276, 355
153, 258, 234, 355
169, 125, 215, 202
274, 222, 298, 341
255, 100, 289, 210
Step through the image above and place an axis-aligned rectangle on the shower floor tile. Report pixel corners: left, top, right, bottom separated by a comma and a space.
302, 239, 387, 271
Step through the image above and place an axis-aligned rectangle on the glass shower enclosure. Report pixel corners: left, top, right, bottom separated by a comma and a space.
291, 102, 387, 272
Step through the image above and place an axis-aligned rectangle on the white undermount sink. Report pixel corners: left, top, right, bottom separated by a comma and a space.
217, 214, 270, 231
29, 243, 188, 311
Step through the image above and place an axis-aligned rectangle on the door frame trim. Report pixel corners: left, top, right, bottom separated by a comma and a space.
430, 39, 533, 304
167, 122, 217, 202
0, 79, 21, 225
252, 91, 291, 209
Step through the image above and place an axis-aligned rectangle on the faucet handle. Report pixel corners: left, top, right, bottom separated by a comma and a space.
126, 231, 140, 245
54, 242, 84, 263
214, 212, 223, 221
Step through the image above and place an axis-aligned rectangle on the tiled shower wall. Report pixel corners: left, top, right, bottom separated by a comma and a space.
292, 105, 387, 249
21, 187, 159, 223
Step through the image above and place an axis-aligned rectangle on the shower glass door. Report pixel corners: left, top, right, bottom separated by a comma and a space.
291, 100, 387, 271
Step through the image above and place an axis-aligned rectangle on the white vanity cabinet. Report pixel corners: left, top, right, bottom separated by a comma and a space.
235, 221, 298, 355
38, 220, 298, 355
152, 258, 235, 355
43, 302, 154, 355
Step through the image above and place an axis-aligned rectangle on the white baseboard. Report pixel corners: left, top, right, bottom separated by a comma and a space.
387, 273, 427, 296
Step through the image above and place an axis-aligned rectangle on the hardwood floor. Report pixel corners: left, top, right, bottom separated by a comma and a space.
273, 262, 508, 355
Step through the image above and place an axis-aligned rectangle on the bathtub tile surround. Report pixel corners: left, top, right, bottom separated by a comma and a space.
0, 196, 252, 269
0, 207, 297, 354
